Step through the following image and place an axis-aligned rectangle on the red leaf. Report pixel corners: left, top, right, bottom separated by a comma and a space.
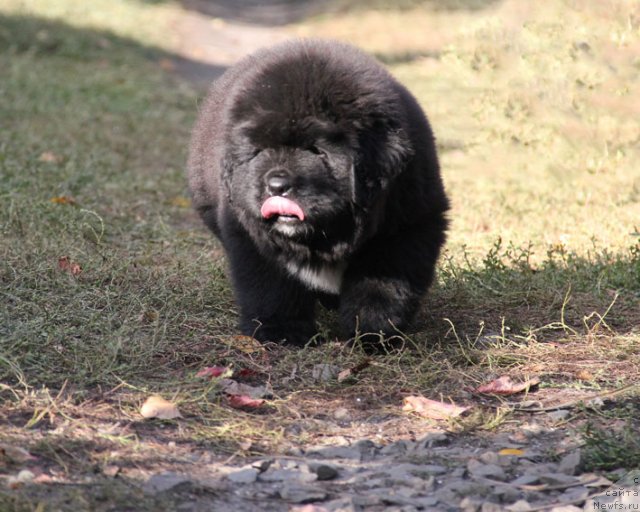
58, 256, 82, 276
228, 394, 265, 409
50, 195, 76, 206
235, 368, 258, 379
475, 376, 540, 395
402, 395, 469, 420
195, 366, 229, 379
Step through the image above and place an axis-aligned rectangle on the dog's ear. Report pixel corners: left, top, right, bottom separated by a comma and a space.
353, 124, 412, 208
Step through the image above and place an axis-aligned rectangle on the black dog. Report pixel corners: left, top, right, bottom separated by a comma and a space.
188, 39, 449, 347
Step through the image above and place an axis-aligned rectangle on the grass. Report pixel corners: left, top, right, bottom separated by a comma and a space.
1, 0, 640, 509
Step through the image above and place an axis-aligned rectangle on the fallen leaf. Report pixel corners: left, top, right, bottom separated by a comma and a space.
313, 364, 339, 382
499, 448, 525, 456
575, 369, 595, 382
169, 196, 191, 208
7, 469, 35, 489
140, 395, 182, 419
221, 335, 265, 354
228, 394, 265, 409
58, 256, 82, 276
0, 444, 36, 464
337, 359, 371, 382
220, 379, 269, 399
39, 151, 62, 163
50, 196, 77, 206
235, 368, 258, 379
196, 366, 230, 379
475, 376, 540, 396
402, 396, 469, 420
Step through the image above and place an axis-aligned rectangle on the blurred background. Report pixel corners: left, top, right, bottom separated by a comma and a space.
3, 0, 637, 258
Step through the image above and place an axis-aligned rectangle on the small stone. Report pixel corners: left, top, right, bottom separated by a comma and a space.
308, 446, 362, 460
319, 498, 357, 511
505, 500, 532, 511
416, 464, 448, 476
559, 485, 589, 502
259, 468, 317, 483
467, 459, 507, 481
143, 472, 191, 493
460, 497, 481, 512
557, 450, 580, 475
538, 473, 579, 486
509, 474, 540, 486
481, 503, 504, 512
493, 486, 521, 502
414, 432, 448, 449
549, 506, 582, 512
310, 463, 339, 481
380, 440, 410, 455
333, 407, 351, 421
520, 423, 545, 437
435, 480, 491, 502
352, 439, 378, 453
312, 364, 339, 381
226, 467, 259, 484
252, 459, 272, 473
479, 452, 499, 465
103, 465, 120, 477
417, 496, 439, 507
548, 410, 571, 422
353, 494, 383, 506
279, 484, 328, 503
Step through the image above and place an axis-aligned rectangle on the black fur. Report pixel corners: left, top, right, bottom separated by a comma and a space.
188, 39, 449, 347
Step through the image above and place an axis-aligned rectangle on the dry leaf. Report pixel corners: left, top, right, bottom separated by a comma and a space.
575, 369, 595, 382
169, 196, 191, 208
140, 395, 182, 419
337, 359, 371, 382
196, 366, 229, 379
475, 376, 540, 396
0, 444, 36, 464
221, 335, 265, 354
228, 394, 265, 409
50, 196, 77, 206
220, 379, 269, 399
7, 469, 35, 489
402, 396, 469, 420
235, 368, 258, 379
499, 448, 525, 456
57, 256, 82, 276
39, 151, 62, 163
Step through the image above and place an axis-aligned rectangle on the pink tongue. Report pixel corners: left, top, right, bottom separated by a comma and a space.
261, 196, 305, 221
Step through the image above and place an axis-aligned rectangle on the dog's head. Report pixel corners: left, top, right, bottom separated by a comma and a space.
222, 47, 412, 261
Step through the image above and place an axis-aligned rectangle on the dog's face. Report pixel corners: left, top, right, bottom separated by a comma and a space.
223, 112, 364, 260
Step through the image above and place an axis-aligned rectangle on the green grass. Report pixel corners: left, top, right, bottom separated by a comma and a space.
1, 1, 640, 508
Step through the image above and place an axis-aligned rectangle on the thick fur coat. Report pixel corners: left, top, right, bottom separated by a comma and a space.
188, 39, 449, 346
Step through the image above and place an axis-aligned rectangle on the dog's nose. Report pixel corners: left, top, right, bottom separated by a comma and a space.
266, 171, 292, 196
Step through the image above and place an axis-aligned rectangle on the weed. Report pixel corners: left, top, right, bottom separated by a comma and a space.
581, 420, 640, 471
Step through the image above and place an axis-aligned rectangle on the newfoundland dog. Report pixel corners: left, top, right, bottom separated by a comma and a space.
188, 39, 449, 347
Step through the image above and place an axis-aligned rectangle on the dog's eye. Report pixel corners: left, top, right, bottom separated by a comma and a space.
309, 145, 327, 158
249, 149, 262, 160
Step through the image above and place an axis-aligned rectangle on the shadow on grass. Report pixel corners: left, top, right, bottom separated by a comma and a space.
0, 13, 226, 84
412, 241, 640, 347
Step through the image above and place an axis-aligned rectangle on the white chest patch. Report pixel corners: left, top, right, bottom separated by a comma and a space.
285, 262, 345, 294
